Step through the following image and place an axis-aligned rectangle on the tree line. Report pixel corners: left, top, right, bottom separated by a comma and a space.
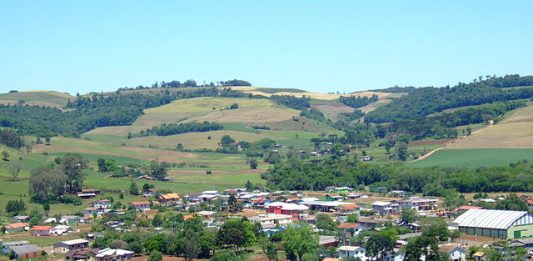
117, 79, 251, 91
261, 156, 533, 193
137, 121, 224, 137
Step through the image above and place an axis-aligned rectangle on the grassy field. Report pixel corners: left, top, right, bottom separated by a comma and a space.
0, 90, 73, 109
0, 135, 264, 223
407, 148, 533, 168
85, 96, 302, 136
448, 103, 533, 148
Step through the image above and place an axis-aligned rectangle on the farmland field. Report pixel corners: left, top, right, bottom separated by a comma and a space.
408, 148, 533, 168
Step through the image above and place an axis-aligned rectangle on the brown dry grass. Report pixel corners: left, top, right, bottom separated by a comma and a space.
448, 105, 533, 148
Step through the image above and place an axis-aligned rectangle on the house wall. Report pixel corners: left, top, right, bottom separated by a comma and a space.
459, 227, 507, 239
507, 224, 533, 239
16, 251, 42, 259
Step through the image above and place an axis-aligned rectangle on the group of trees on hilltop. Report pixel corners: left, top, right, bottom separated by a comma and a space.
262, 156, 533, 193
0, 87, 226, 137
339, 94, 378, 108
366, 74, 533, 123
117, 79, 251, 91
138, 121, 224, 137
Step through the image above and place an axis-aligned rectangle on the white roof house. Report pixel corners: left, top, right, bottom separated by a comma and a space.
95, 248, 134, 258
454, 209, 532, 229
372, 201, 391, 207
266, 202, 309, 211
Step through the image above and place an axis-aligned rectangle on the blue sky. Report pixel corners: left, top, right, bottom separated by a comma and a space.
1, 1, 532, 94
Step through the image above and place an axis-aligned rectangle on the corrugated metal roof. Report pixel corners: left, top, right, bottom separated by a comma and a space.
454, 209, 528, 230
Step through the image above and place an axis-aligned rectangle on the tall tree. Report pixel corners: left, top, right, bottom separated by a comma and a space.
28, 167, 67, 202
61, 153, 87, 192
282, 224, 318, 261
8, 162, 21, 181
364, 229, 398, 259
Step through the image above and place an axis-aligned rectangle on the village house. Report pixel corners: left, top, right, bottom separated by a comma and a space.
337, 222, 365, 245
143, 188, 156, 197
12, 215, 30, 222
357, 217, 389, 229
4, 222, 28, 233
325, 194, 344, 201
265, 202, 309, 220
129, 201, 151, 212
388, 190, 408, 197
454, 205, 482, 213
53, 239, 90, 253
372, 201, 400, 215
197, 210, 217, 220
9, 244, 43, 259
396, 196, 438, 211
92, 199, 112, 209
31, 225, 52, 236
84, 207, 106, 218
82, 188, 101, 195
94, 248, 134, 261
52, 225, 71, 235
78, 189, 101, 199
60, 215, 84, 225
249, 214, 293, 228
319, 235, 339, 248
302, 200, 355, 213
337, 246, 367, 260
326, 186, 353, 194
1, 241, 30, 255
347, 192, 369, 199
339, 203, 359, 215
198, 190, 220, 201
65, 248, 100, 261
438, 244, 466, 261
158, 193, 181, 206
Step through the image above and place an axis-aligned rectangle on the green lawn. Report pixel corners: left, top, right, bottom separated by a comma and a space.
408, 148, 533, 168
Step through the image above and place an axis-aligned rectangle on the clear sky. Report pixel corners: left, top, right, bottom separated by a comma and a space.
1, 1, 532, 94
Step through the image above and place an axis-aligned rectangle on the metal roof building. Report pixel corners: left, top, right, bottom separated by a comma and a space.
454, 209, 533, 239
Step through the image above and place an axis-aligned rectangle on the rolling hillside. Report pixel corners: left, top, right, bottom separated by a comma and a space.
0, 90, 73, 109
409, 102, 533, 167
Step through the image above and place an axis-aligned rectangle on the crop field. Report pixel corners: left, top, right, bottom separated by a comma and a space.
408, 148, 533, 168
229, 86, 342, 100
0, 90, 73, 109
